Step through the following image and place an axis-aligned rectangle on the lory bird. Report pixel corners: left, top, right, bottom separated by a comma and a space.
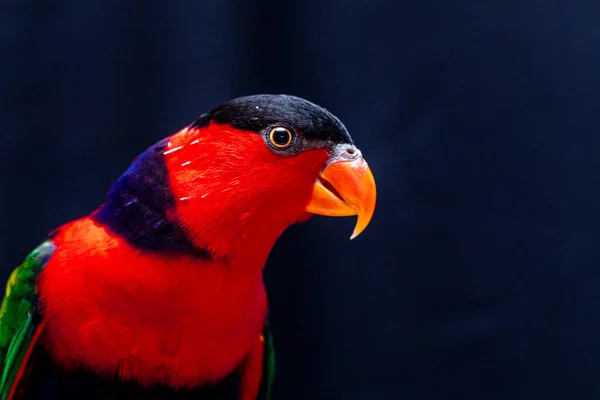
0, 94, 376, 399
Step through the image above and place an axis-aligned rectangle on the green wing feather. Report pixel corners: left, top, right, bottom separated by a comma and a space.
257, 321, 276, 400
0, 241, 55, 400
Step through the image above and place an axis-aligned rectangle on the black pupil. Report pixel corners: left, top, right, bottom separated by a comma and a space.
273, 129, 291, 145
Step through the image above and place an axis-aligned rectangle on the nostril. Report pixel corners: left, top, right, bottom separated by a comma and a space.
332, 145, 360, 161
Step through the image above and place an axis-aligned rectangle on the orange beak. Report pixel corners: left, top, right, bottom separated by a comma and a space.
305, 156, 376, 239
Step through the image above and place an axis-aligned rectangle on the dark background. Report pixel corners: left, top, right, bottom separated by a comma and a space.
2, 1, 600, 399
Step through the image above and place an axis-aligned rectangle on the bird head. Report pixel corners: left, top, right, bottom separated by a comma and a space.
163, 94, 377, 262
100, 94, 376, 265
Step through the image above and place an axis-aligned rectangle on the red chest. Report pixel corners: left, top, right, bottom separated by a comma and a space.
37, 218, 268, 389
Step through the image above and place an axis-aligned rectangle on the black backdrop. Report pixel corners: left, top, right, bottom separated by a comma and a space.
2, 1, 600, 399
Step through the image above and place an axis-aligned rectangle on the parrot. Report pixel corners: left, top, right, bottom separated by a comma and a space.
0, 94, 376, 399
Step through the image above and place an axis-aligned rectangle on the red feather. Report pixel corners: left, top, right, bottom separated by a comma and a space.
38, 218, 266, 388
165, 124, 328, 263
36, 124, 329, 391
240, 333, 266, 400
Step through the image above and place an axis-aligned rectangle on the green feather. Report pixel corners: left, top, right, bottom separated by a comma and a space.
0, 241, 55, 400
257, 321, 276, 400
264, 327, 275, 400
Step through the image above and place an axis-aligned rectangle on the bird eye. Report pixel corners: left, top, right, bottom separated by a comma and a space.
268, 127, 293, 149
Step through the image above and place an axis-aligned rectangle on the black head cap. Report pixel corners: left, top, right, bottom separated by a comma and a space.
191, 94, 353, 145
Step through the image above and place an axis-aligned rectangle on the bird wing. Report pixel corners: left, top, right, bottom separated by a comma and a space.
0, 241, 56, 400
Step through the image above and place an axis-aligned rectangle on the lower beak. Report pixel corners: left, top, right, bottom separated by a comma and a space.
305, 157, 376, 239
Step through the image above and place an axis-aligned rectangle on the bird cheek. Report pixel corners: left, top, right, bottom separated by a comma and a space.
259, 148, 328, 222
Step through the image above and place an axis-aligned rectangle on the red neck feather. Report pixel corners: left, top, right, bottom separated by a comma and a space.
164, 124, 328, 268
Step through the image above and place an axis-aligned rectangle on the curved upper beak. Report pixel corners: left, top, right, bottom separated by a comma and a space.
304, 149, 376, 239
